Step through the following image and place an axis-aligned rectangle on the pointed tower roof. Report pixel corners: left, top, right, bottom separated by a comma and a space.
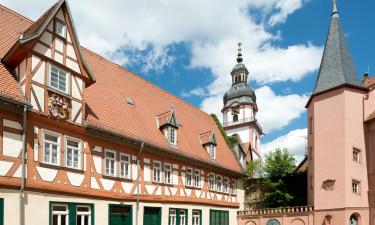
312, 0, 364, 94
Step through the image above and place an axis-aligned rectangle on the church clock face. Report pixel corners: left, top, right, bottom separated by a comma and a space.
231, 106, 240, 115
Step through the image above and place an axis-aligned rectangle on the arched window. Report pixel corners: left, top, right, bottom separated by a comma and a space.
266, 219, 280, 225
233, 114, 238, 122
349, 214, 360, 225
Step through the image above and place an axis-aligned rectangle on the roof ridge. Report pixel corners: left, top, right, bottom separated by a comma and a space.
81, 47, 215, 121
0, 4, 33, 24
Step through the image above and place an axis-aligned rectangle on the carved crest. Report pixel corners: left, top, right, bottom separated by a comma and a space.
322, 179, 335, 191
48, 93, 69, 120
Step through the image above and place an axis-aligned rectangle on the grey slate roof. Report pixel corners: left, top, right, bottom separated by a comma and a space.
313, 12, 364, 94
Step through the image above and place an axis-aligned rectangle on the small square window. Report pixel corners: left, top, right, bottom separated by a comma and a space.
352, 180, 360, 194
49, 65, 68, 93
353, 149, 360, 163
54, 20, 67, 38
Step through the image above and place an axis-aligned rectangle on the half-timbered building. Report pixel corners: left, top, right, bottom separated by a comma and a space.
0, 1, 245, 225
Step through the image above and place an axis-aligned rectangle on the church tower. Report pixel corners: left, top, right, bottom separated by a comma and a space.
307, 1, 369, 224
222, 42, 263, 165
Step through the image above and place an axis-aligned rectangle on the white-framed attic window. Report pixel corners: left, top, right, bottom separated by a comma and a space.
54, 19, 67, 39
209, 144, 216, 160
168, 127, 177, 146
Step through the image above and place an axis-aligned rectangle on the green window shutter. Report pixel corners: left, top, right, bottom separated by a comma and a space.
199, 210, 202, 225
91, 203, 95, 225
0, 198, 4, 225
185, 209, 188, 225
68, 203, 77, 225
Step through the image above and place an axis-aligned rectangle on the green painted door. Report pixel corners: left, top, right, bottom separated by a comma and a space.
209, 210, 229, 225
143, 207, 161, 225
109, 205, 132, 225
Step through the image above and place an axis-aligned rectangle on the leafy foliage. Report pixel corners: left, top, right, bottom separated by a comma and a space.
210, 113, 238, 147
245, 148, 302, 209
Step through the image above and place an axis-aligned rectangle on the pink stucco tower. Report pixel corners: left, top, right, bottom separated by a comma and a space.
222, 43, 263, 167
306, 0, 370, 224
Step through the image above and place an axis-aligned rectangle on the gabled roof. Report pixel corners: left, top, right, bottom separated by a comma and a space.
312, 2, 364, 95
157, 110, 179, 128
2, 0, 95, 84
200, 131, 217, 146
0, 2, 243, 175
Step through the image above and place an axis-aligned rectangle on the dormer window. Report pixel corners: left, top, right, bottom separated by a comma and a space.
168, 127, 177, 145
54, 19, 67, 39
200, 131, 217, 160
157, 109, 179, 146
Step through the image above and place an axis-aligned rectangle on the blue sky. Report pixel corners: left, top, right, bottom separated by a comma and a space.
3, 0, 374, 162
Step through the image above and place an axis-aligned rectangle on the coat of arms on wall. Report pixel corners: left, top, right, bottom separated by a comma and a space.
322, 179, 335, 191
48, 93, 69, 120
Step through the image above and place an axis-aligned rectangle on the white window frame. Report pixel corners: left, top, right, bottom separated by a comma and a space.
179, 209, 186, 225
169, 209, 176, 225
223, 177, 229, 193
209, 173, 215, 191
186, 168, 193, 187
209, 144, 216, 160
65, 136, 81, 170
49, 64, 69, 94
353, 149, 360, 163
42, 130, 61, 166
231, 179, 237, 194
51, 204, 69, 225
104, 149, 116, 176
352, 180, 360, 195
120, 153, 131, 179
76, 205, 91, 225
216, 175, 222, 192
153, 161, 162, 183
54, 19, 67, 38
168, 127, 177, 145
193, 169, 200, 188
192, 210, 200, 225
164, 163, 172, 184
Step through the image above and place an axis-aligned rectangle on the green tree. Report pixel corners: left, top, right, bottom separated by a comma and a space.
245, 148, 297, 208
263, 148, 296, 179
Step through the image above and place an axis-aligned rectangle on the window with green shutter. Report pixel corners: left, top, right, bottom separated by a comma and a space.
168, 208, 187, 225
49, 202, 94, 225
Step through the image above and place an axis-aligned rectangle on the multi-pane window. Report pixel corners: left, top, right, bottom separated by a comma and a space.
76, 205, 91, 225
192, 210, 201, 225
352, 180, 360, 194
223, 177, 229, 193
179, 210, 186, 225
153, 161, 161, 183
169, 127, 177, 145
209, 145, 216, 160
43, 132, 60, 165
193, 170, 200, 188
209, 173, 215, 191
104, 150, 116, 176
49, 65, 68, 93
164, 163, 172, 184
353, 149, 360, 163
120, 154, 130, 179
51, 204, 68, 225
216, 176, 222, 192
186, 168, 192, 187
55, 20, 67, 38
231, 179, 237, 194
169, 209, 176, 225
65, 138, 80, 169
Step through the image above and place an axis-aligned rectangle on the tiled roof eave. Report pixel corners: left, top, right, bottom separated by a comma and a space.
85, 123, 245, 177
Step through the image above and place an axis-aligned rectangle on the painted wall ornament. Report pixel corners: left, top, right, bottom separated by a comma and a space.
322, 179, 335, 191
48, 93, 69, 120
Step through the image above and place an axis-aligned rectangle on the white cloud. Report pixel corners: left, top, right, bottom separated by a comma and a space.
181, 87, 207, 98
261, 128, 307, 163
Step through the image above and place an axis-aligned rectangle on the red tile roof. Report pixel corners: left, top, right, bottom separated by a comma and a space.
0, 4, 243, 174
364, 76, 375, 89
